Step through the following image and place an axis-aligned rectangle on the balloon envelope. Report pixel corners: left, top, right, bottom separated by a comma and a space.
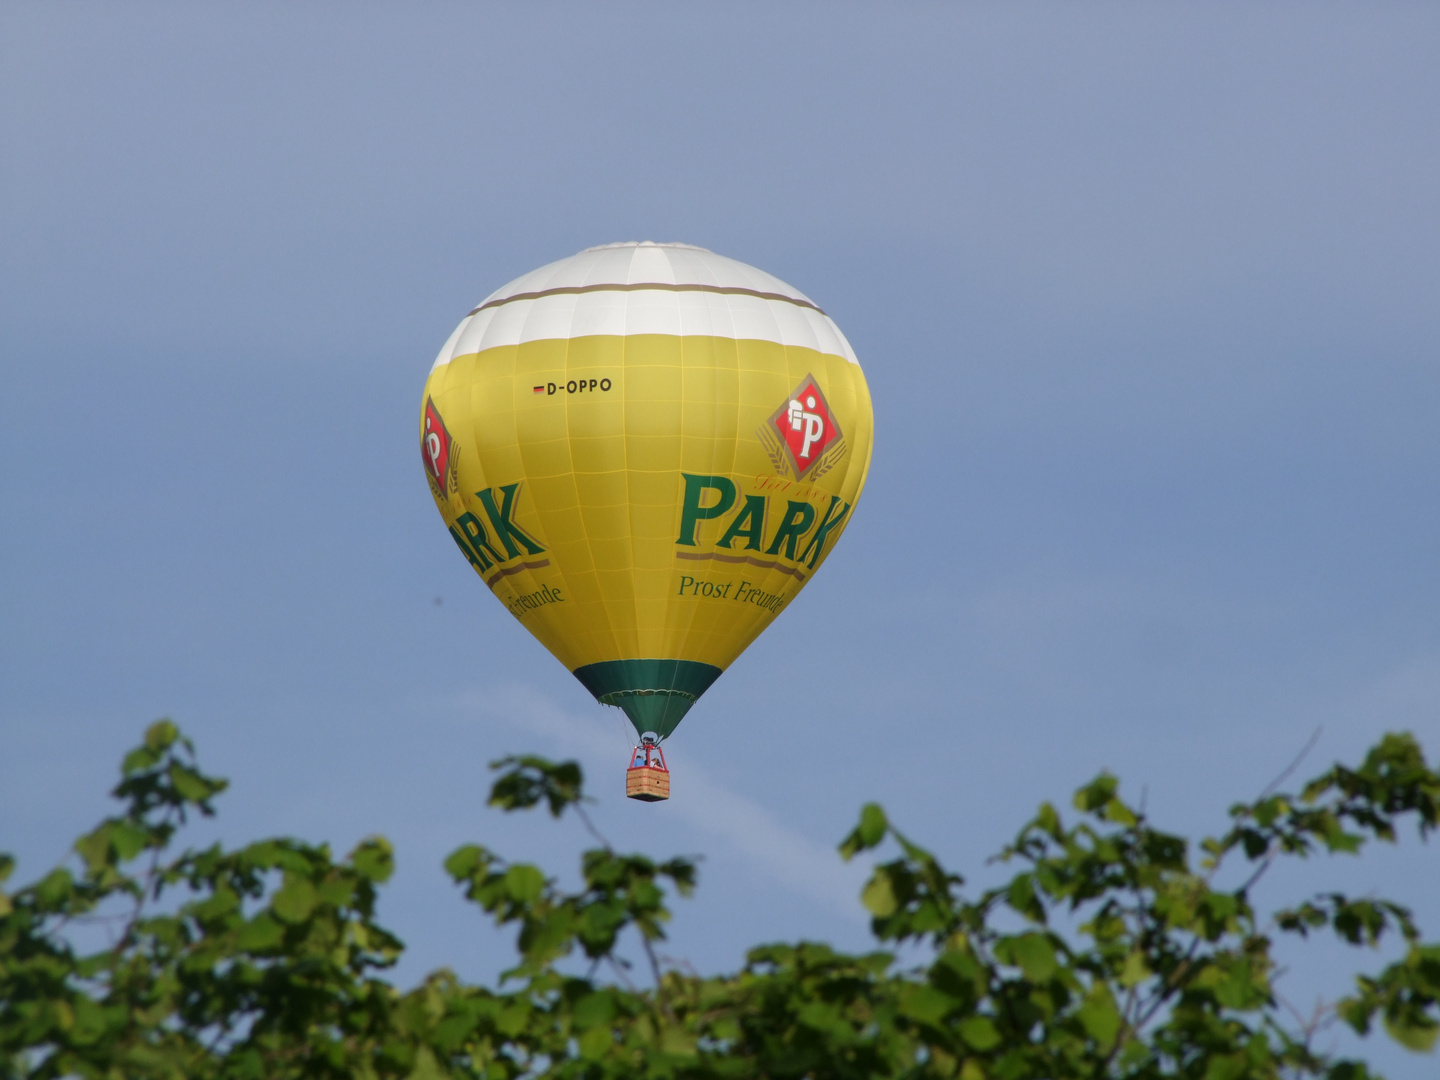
422, 242, 873, 738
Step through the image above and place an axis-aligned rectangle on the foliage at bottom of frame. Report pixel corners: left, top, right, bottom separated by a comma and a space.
2, 720, 1438, 1079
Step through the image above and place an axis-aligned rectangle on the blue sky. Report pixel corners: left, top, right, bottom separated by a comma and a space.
3, 4, 1439, 1072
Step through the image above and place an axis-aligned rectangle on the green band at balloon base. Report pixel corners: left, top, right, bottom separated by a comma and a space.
571, 659, 724, 739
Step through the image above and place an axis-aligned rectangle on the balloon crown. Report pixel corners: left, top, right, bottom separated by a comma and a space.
581, 241, 713, 253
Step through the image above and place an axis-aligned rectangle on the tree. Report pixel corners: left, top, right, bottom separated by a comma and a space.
2, 721, 1438, 1079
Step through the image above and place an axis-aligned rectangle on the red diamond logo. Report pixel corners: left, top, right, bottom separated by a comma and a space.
765, 375, 844, 480
421, 397, 454, 493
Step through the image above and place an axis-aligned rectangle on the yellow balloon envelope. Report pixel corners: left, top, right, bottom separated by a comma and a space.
421, 242, 873, 742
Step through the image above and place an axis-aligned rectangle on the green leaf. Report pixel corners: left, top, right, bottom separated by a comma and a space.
405, 1045, 448, 1080
934, 945, 981, 986
862, 873, 898, 917
898, 984, 954, 1026
798, 1000, 848, 1035
1007, 872, 1043, 922
1035, 801, 1062, 837
495, 1002, 530, 1037
572, 990, 617, 1029
1009, 932, 1057, 982
318, 876, 356, 908
1078, 985, 1122, 1050
578, 1024, 613, 1061
957, 1015, 1001, 1051
1119, 949, 1152, 988
1074, 773, 1119, 813
271, 875, 320, 923
1202, 1053, 1248, 1080
858, 803, 887, 847
840, 803, 891, 859
351, 837, 395, 883
503, 864, 545, 903
75, 825, 113, 873
488, 755, 585, 817
169, 763, 218, 803
660, 1026, 698, 1056
1383, 1013, 1439, 1053
1212, 957, 1266, 1009
111, 820, 150, 860
1103, 797, 1138, 826
122, 746, 161, 775
443, 844, 486, 882
35, 868, 75, 907
145, 719, 179, 752
50, 999, 75, 1032
188, 886, 241, 922
236, 912, 285, 950
69, 996, 108, 1046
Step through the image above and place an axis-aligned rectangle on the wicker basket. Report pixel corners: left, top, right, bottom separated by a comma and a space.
626, 766, 671, 802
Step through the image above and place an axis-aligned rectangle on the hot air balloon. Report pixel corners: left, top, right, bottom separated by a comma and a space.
420, 242, 873, 799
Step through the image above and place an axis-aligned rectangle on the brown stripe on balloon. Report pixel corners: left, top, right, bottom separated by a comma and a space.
485, 558, 552, 589
674, 550, 807, 582
470, 282, 826, 317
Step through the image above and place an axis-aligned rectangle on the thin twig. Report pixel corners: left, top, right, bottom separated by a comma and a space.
571, 803, 612, 853
1258, 727, 1323, 802
1133, 935, 1203, 1032
606, 955, 637, 991
638, 929, 664, 992
1236, 853, 1277, 897
1103, 824, 1155, 1071
1204, 727, 1324, 887
656, 952, 699, 979
1274, 988, 1312, 1036
118, 806, 175, 951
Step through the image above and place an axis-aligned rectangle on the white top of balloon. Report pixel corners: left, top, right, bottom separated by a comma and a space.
431, 241, 858, 371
